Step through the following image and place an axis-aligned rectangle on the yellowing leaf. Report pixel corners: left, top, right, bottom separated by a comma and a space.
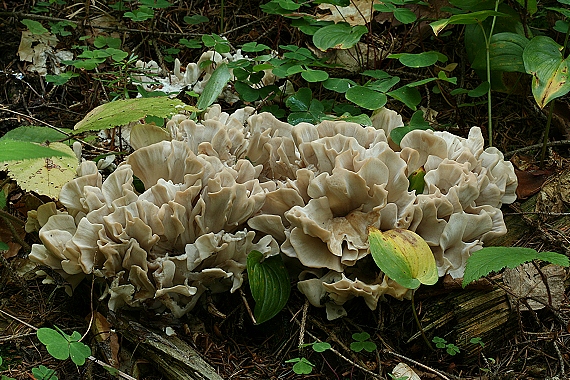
2, 142, 77, 199
368, 228, 437, 289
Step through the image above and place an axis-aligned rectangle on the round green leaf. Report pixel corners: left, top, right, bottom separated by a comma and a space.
69, 341, 92, 366
387, 86, 422, 110
345, 86, 386, 110
313, 23, 367, 51
286, 88, 312, 112
523, 36, 570, 108
301, 69, 329, 82
394, 8, 417, 24
389, 51, 439, 68
323, 78, 355, 93
37, 328, 70, 361
368, 228, 438, 290
234, 81, 260, 102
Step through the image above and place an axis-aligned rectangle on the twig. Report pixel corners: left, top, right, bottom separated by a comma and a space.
0, 308, 137, 380
298, 299, 309, 354
0, 209, 25, 226
0, 216, 30, 252
504, 139, 570, 158
383, 349, 458, 380
238, 288, 256, 325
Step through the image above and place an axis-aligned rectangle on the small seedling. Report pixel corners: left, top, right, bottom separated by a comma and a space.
470, 337, 485, 348
36, 327, 91, 366
432, 337, 460, 356
350, 332, 377, 353
31, 365, 58, 380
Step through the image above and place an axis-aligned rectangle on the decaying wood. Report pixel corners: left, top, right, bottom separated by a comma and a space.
111, 314, 224, 380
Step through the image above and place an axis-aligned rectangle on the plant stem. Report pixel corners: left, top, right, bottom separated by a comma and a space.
540, 18, 570, 167
540, 101, 555, 167
411, 290, 433, 350
485, 0, 500, 147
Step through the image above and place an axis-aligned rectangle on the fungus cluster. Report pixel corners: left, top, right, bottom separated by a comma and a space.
29, 106, 517, 319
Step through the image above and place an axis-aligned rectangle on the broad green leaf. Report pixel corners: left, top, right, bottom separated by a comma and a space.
69, 341, 91, 366
515, 0, 537, 14
389, 110, 431, 145
32, 365, 58, 380
462, 247, 569, 287
2, 142, 77, 199
366, 77, 400, 93
0, 126, 72, 144
140, 0, 171, 8
0, 242, 8, 250
430, 11, 505, 36
286, 87, 312, 112
313, 23, 367, 51
183, 14, 209, 25
301, 69, 329, 82
247, 251, 290, 324
312, 342, 331, 352
368, 228, 438, 290
408, 167, 425, 193
345, 86, 387, 110
471, 32, 528, 73
523, 36, 570, 109
362, 70, 391, 79
323, 78, 355, 93
337, 114, 372, 126
387, 86, 422, 110
21, 19, 48, 34
234, 81, 260, 102
0, 140, 74, 162
394, 8, 417, 24
196, 63, 231, 110
45, 72, 79, 85
242, 42, 270, 52
388, 51, 439, 68
37, 328, 70, 361
74, 97, 190, 133
352, 332, 370, 341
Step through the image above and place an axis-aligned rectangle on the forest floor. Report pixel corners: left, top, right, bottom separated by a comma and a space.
1, 0, 570, 379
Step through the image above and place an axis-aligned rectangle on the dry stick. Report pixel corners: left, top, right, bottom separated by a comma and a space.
1, 216, 30, 252
298, 299, 309, 353
238, 288, 257, 325
0, 308, 137, 380
504, 139, 570, 158
0, 106, 107, 153
383, 349, 457, 380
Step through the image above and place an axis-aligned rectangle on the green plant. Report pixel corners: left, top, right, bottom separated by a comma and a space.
286, 341, 331, 375
36, 327, 91, 366
470, 337, 485, 348
350, 332, 377, 353
462, 247, 570, 287
0, 356, 16, 380
432, 337, 460, 356
246, 250, 290, 324
31, 365, 58, 380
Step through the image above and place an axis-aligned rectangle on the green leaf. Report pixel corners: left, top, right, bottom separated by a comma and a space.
289, 358, 313, 374
183, 14, 209, 25
45, 72, 79, 85
430, 10, 505, 36
286, 87, 312, 112
0, 126, 72, 144
242, 42, 270, 52
140, 0, 171, 8
179, 38, 202, 49
234, 81, 260, 102
368, 228, 438, 290
0, 242, 8, 251
313, 23, 367, 51
301, 69, 329, 82
312, 342, 331, 352
0, 140, 73, 162
388, 51, 440, 68
471, 32, 528, 73
32, 365, 58, 380
0, 189, 5, 210
350, 340, 377, 353
390, 110, 431, 145
37, 328, 71, 361
352, 332, 371, 341
462, 247, 570, 287
467, 81, 489, 97
247, 250, 291, 324
196, 63, 231, 110
74, 97, 190, 133
408, 167, 425, 193
69, 341, 91, 366
387, 85, 422, 110
366, 77, 400, 92
394, 8, 417, 24
123, 7, 155, 21
2, 142, 77, 199
523, 36, 570, 109
345, 86, 387, 110
21, 19, 48, 34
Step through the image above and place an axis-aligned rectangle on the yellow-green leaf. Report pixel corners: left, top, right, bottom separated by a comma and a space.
368, 228, 438, 289
523, 36, 570, 108
2, 142, 78, 199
